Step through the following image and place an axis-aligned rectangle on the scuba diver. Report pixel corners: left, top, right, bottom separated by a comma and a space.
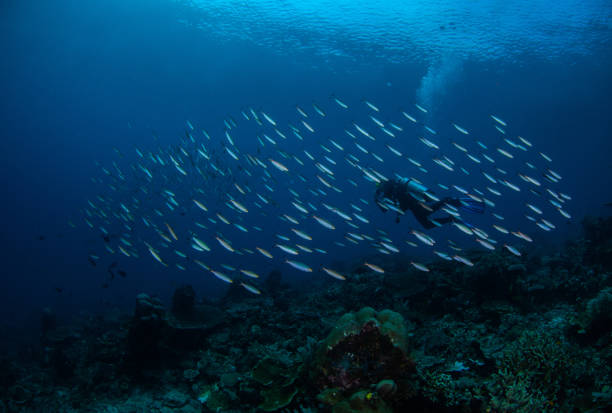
374, 177, 485, 229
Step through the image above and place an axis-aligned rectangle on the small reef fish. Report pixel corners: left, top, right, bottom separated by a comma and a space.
364, 262, 384, 273
240, 269, 260, 278
411, 262, 430, 272
256, 247, 273, 259
148, 247, 166, 266
321, 267, 346, 280
211, 270, 233, 283
453, 255, 474, 267
504, 244, 521, 256
240, 282, 261, 294
286, 260, 312, 272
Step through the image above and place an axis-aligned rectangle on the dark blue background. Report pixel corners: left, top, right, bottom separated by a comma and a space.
0, 0, 610, 328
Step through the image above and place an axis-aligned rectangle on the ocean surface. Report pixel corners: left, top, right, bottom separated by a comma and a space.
1, 0, 611, 353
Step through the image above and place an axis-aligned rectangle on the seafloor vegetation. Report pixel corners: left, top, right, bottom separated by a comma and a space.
2, 215, 611, 412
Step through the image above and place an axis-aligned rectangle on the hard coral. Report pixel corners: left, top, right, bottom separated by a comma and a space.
312, 308, 416, 410
323, 307, 408, 352
488, 329, 582, 411
251, 357, 302, 411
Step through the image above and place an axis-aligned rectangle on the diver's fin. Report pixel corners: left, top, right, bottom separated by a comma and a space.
458, 197, 485, 214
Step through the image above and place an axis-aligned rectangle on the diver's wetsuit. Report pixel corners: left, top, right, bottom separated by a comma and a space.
375, 179, 458, 229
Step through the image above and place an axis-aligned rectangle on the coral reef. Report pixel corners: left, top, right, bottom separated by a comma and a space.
569, 286, 612, 347
582, 215, 612, 270
487, 328, 584, 411
2, 216, 612, 412
311, 308, 417, 411
252, 357, 302, 411
172, 284, 197, 320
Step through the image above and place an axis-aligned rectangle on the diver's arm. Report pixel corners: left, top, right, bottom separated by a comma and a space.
374, 188, 384, 212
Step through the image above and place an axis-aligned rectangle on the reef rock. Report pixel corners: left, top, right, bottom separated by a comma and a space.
126, 293, 166, 367
171, 284, 196, 320
582, 215, 612, 270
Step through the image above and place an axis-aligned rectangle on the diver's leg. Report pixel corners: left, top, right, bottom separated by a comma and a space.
429, 200, 446, 212
430, 198, 461, 212
434, 216, 455, 226
414, 211, 436, 229
420, 214, 456, 229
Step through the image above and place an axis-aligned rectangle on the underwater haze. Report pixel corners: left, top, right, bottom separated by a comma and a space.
1, 0, 612, 411
1, 0, 610, 321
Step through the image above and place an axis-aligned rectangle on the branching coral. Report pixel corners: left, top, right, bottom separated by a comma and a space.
487, 329, 582, 411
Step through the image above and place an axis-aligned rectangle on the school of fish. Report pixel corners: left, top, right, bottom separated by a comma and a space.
81, 94, 572, 294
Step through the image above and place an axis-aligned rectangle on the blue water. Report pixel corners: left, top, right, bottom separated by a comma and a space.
0, 0, 611, 327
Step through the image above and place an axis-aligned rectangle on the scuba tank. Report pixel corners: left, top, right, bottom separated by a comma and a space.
398, 176, 428, 193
